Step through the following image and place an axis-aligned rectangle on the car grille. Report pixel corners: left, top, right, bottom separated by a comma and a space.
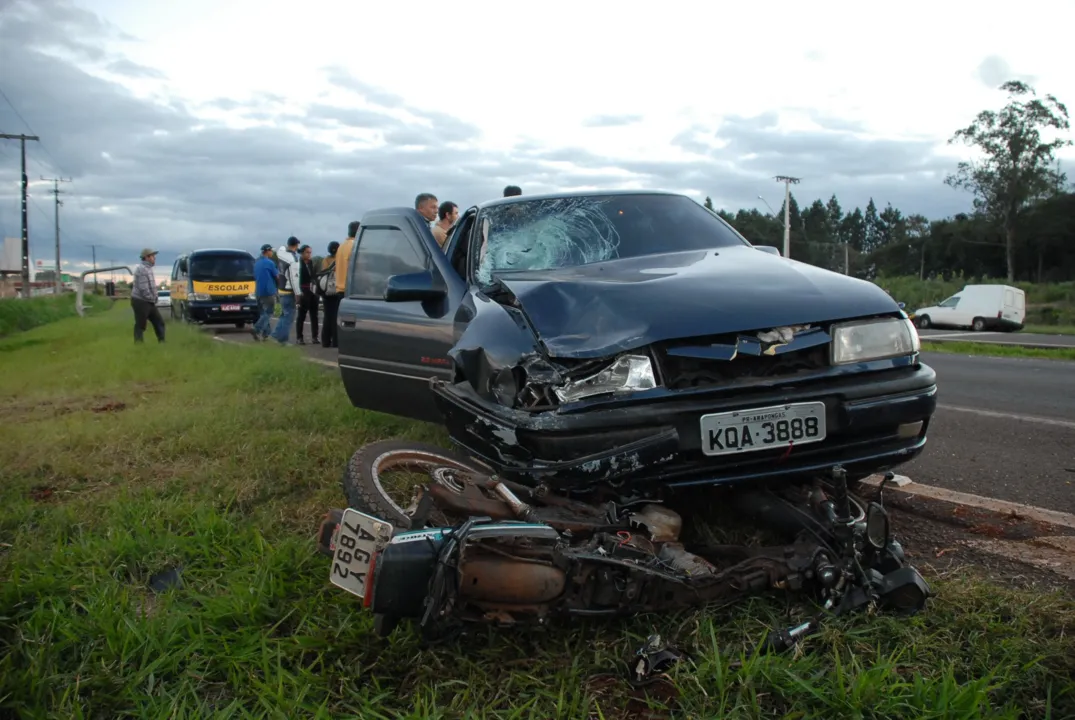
656, 334, 830, 390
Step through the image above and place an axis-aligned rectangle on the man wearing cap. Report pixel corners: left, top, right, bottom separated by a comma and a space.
131, 248, 165, 343
252, 243, 278, 341
272, 236, 301, 344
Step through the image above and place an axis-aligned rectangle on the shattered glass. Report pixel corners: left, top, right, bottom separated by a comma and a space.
475, 193, 750, 285
478, 198, 622, 284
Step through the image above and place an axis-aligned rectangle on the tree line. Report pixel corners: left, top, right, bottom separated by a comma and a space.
705, 81, 1074, 284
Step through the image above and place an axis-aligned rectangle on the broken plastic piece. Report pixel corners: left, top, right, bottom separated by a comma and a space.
629, 634, 688, 686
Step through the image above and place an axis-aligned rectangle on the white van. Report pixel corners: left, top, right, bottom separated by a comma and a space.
914, 284, 1025, 332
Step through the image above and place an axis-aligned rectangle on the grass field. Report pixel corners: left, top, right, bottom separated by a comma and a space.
1023, 324, 1075, 336
2, 308, 1074, 718
0, 293, 111, 337
921, 340, 1075, 361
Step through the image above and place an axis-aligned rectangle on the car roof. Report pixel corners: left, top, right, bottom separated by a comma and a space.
475, 188, 685, 211
188, 248, 254, 258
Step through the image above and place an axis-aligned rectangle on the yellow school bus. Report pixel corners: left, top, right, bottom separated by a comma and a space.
169, 248, 259, 327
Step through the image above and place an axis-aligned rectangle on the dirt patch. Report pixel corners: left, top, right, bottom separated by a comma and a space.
29, 485, 57, 502
586, 673, 679, 720
0, 395, 134, 421
890, 506, 1075, 595
857, 481, 1075, 541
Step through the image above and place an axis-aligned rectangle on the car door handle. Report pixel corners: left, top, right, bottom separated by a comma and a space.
339, 314, 356, 328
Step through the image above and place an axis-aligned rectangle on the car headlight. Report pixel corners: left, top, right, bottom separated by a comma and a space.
554, 354, 657, 403
192, 292, 211, 301
247, 294, 257, 301
831, 317, 920, 365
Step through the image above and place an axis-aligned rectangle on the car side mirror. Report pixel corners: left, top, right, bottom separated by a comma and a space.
384, 270, 446, 303
178, 258, 188, 274
755, 245, 781, 256
898, 302, 906, 309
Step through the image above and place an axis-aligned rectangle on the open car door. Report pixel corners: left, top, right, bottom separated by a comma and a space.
336, 207, 470, 423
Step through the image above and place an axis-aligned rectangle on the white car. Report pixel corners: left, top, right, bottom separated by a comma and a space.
156, 289, 171, 309
914, 284, 1025, 332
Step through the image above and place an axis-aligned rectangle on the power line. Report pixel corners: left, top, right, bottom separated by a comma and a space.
1, 132, 40, 298
0, 85, 71, 182
41, 175, 71, 293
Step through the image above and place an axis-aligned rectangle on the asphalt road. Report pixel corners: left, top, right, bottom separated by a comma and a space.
919, 328, 1075, 348
204, 322, 1075, 515
905, 352, 1075, 515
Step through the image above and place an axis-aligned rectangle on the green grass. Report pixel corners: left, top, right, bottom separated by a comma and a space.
921, 340, 1075, 361
1024, 324, 1075, 336
2, 309, 1074, 718
0, 293, 111, 337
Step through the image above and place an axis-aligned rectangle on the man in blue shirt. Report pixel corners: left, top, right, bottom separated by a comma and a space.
252, 243, 278, 341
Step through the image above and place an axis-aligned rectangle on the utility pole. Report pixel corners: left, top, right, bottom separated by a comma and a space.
773, 175, 801, 259
88, 244, 98, 292
41, 175, 72, 294
1, 133, 41, 298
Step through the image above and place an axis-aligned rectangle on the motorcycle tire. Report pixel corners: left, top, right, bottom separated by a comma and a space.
342, 439, 495, 530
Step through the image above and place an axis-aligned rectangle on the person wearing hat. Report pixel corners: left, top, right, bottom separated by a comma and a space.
131, 247, 165, 343
252, 243, 279, 341
271, 236, 301, 344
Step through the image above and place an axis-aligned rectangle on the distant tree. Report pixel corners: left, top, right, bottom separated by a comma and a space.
704, 196, 715, 211
904, 214, 931, 279
946, 80, 1072, 281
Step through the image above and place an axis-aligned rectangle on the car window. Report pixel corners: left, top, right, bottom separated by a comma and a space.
939, 295, 960, 308
350, 227, 428, 298
474, 193, 749, 285
189, 254, 254, 281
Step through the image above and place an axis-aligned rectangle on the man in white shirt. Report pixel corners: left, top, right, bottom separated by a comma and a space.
271, 236, 301, 345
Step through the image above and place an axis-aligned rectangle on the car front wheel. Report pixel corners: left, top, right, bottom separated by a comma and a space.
916, 315, 931, 329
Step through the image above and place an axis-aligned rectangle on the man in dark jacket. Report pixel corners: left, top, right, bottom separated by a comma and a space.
252, 243, 278, 341
295, 244, 319, 345
318, 240, 341, 348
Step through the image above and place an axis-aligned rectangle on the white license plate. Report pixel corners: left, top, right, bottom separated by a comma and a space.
329, 508, 395, 598
221, 304, 241, 312
700, 401, 826, 457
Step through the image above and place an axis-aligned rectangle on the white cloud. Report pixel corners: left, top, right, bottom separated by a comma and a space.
1, 0, 1074, 273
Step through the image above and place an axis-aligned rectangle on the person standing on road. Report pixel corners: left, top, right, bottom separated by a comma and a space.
317, 241, 342, 348
295, 244, 320, 345
131, 248, 165, 343
272, 236, 301, 345
252, 243, 278, 341
335, 221, 359, 297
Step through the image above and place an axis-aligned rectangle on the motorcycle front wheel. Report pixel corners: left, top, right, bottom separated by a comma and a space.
342, 439, 496, 530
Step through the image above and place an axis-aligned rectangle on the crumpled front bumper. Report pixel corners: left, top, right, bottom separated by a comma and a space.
430, 363, 938, 491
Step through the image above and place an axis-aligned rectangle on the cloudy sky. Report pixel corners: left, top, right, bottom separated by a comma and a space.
1, 0, 1073, 278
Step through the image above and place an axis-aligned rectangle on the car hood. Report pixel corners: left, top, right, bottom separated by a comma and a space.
492, 246, 900, 359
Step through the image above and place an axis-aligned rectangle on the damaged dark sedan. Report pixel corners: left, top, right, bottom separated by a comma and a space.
336, 190, 936, 496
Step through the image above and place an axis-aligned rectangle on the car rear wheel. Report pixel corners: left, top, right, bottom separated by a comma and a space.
916, 315, 931, 329
971, 317, 986, 332
342, 439, 496, 531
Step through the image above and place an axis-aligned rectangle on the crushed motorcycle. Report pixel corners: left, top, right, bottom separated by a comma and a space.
316, 439, 930, 649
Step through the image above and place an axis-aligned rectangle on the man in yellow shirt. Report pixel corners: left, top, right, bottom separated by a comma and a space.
335, 220, 359, 295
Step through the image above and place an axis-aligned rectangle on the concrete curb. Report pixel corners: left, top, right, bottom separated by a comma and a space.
861, 474, 1075, 534
921, 336, 1074, 351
